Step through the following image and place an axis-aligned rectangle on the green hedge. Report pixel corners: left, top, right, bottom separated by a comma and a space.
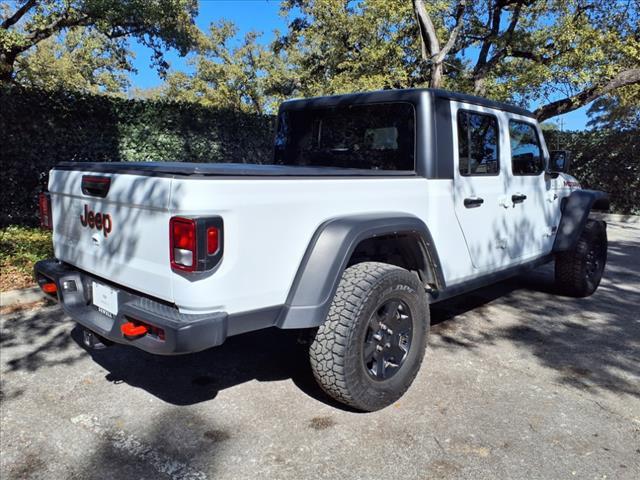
1, 87, 637, 227
0, 87, 275, 226
544, 129, 639, 215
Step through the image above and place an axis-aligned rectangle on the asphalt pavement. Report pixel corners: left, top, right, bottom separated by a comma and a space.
1, 220, 639, 480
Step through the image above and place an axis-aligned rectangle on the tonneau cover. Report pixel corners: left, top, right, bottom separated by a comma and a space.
53, 162, 417, 177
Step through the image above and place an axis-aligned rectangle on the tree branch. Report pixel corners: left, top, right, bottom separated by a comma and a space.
473, 0, 526, 94
534, 69, 640, 121
476, 0, 504, 69
1, 0, 37, 30
413, 0, 466, 88
435, 0, 466, 63
413, 0, 440, 61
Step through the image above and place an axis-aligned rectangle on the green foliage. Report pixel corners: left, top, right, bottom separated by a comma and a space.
545, 127, 640, 215
0, 225, 53, 271
277, 0, 427, 96
1, 0, 200, 84
0, 225, 53, 290
460, 0, 640, 118
164, 0, 638, 120
163, 20, 290, 114
14, 28, 132, 93
163, 0, 432, 112
587, 86, 640, 131
0, 86, 275, 226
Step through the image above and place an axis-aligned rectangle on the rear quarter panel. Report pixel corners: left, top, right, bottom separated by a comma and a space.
169, 177, 471, 314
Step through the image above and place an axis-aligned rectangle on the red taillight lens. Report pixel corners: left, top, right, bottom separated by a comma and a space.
169, 216, 223, 273
173, 219, 195, 250
207, 227, 219, 255
170, 217, 197, 271
38, 192, 52, 229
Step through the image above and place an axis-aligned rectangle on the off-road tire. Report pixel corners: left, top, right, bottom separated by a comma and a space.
309, 262, 429, 411
555, 219, 607, 297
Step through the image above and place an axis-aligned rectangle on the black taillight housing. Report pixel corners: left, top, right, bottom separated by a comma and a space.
38, 192, 53, 229
170, 216, 223, 272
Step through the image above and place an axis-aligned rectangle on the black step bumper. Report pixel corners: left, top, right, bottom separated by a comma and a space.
34, 259, 228, 355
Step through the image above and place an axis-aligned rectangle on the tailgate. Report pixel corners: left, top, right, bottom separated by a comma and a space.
49, 168, 174, 302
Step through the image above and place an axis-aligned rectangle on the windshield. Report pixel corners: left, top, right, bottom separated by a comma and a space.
273, 102, 415, 171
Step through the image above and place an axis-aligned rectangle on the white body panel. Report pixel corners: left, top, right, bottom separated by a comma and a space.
49, 170, 485, 314
49, 170, 174, 301
449, 102, 569, 271
502, 112, 563, 259
48, 98, 571, 318
451, 101, 511, 269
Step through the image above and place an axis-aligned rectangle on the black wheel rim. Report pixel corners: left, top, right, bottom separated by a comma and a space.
585, 246, 603, 281
363, 299, 413, 381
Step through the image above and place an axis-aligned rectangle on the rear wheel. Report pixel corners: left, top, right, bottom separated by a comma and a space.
309, 262, 429, 411
555, 219, 607, 297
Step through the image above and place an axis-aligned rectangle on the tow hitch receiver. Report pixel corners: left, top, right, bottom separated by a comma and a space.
121, 321, 148, 338
82, 329, 110, 350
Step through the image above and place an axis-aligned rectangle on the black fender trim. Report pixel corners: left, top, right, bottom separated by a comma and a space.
277, 213, 445, 329
553, 189, 609, 252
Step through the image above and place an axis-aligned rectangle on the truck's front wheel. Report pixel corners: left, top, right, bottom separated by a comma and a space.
309, 262, 429, 411
555, 219, 608, 297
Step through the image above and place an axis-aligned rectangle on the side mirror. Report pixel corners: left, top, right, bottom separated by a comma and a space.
549, 150, 571, 173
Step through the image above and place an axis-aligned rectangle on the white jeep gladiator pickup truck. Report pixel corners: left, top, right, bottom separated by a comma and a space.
35, 88, 609, 411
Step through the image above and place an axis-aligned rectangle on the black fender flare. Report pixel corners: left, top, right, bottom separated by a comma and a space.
553, 189, 609, 252
277, 213, 445, 329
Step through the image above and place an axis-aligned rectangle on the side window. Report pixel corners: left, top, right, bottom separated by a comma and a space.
457, 110, 499, 176
509, 120, 544, 175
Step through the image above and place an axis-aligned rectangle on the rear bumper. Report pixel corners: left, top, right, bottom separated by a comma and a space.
34, 259, 228, 355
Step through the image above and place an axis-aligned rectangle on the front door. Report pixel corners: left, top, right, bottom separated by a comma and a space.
452, 103, 511, 271
503, 116, 560, 260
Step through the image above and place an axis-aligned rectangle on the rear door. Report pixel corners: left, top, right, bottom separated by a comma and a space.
49, 168, 174, 301
503, 116, 560, 259
452, 102, 512, 271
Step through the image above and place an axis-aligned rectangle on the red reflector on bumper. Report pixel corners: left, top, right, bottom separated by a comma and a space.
42, 282, 57, 294
121, 322, 148, 337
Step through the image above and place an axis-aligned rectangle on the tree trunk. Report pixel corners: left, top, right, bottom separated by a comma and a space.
430, 63, 443, 89
473, 77, 486, 96
413, 0, 465, 90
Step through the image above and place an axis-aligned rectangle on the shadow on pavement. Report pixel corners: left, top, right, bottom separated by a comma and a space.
71, 325, 352, 409
430, 238, 640, 398
3, 238, 638, 407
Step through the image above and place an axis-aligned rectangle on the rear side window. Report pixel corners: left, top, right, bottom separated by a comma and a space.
273, 103, 415, 171
509, 120, 544, 175
457, 110, 499, 176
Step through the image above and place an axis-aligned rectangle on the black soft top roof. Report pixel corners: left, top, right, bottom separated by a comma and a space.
281, 88, 535, 119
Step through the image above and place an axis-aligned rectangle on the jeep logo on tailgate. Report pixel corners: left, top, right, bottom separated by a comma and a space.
80, 204, 112, 237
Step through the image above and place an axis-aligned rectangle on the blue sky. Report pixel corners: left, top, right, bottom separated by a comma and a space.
129, 0, 285, 89
129, 0, 590, 130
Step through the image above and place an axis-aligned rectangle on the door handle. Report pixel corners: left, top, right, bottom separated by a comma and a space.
511, 194, 527, 204
464, 197, 484, 208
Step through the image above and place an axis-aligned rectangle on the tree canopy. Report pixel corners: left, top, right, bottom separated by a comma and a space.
163, 20, 289, 113
284, 0, 640, 120
0, 0, 200, 85
2, 0, 639, 120
12, 28, 131, 92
